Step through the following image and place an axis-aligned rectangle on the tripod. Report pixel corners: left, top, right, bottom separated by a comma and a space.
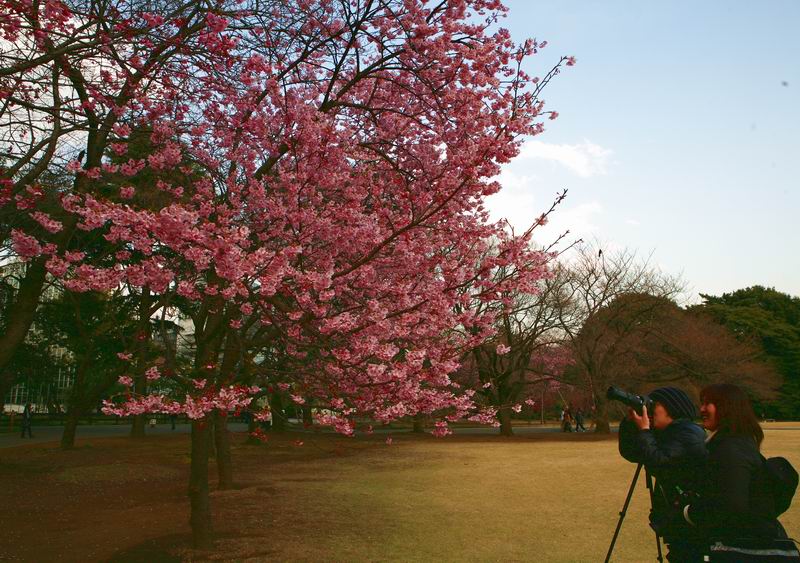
604, 463, 663, 563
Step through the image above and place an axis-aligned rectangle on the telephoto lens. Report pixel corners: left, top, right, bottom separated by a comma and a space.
606, 386, 653, 415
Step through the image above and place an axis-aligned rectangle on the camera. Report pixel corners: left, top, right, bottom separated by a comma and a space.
606, 385, 653, 416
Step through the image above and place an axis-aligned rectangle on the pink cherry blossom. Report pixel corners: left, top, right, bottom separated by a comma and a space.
10, 230, 42, 258
431, 421, 452, 438
31, 212, 63, 233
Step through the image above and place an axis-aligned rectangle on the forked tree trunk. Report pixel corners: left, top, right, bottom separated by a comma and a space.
497, 406, 514, 436
189, 418, 213, 548
214, 411, 233, 490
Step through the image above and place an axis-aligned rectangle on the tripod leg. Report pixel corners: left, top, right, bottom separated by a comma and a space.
604, 463, 643, 563
644, 469, 664, 563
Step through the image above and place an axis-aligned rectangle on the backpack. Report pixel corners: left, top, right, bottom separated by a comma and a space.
761, 455, 799, 517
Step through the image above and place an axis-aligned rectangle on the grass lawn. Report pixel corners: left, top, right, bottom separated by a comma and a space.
1, 424, 798, 562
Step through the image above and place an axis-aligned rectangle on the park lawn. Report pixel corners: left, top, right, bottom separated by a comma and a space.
0, 425, 798, 562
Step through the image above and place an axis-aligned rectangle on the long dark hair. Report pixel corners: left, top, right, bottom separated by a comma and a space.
700, 383, 764, 447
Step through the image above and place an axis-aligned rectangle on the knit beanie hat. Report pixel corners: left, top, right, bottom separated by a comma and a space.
649, 387, 696, 420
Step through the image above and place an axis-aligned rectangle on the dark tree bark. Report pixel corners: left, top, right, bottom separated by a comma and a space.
245, 417, 260, 445
189, 418, 213, 548
213, 328, 236, 483
130, 413, 147, 438
130, 290, 154, 439
60, 407, 81, 449
593, 396, 611, 434
207, 415, 216, 458
214, 411, 233, 489
269, 391, 286, 432
412, 412, 426, 433
497, 406, 514, 436
302, 403, 313, 428
0, 259, 47, 397
187, 286, 226, 548
60, 345, 93, 450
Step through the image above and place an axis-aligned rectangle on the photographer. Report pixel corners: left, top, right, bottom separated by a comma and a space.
618, 387, 708, 562
681, 384, 796, 561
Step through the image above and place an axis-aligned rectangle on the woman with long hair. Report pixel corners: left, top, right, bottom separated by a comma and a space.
684, 383, 793, 555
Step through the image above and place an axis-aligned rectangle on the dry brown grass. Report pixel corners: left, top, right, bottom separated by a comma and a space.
1, 424, 798, 562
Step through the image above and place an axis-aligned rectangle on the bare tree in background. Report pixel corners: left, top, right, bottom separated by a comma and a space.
555, 242, 685, 432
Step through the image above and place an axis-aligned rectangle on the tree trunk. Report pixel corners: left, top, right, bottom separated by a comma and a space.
245, 417, 260, 445
497, 406, 514, 436
207, 415, 216, 458
60, 408, 81, 450
269, 392, 286, 432
302, 403, 313, 428
189, 418, 213, 548
131, 289, 153, 439
593, 397, 611, 434
214, 411, 233, 490
213, 327, 238, 480
131, 414, 146, 438
0, 259, 47, 381
541, 387, 546, 425
412, 412, 426, 433
61, 346, 92, 450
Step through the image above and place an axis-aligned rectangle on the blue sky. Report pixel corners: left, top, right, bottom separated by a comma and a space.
486, 1, 799, 301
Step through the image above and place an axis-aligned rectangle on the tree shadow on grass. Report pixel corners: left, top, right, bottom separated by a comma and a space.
107, 534, 185, 563
109, 532, 283, 562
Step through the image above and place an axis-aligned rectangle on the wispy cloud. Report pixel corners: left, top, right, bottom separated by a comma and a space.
517, 139, 612, 178
548, 201, 605, 241
487, 167, 604, 241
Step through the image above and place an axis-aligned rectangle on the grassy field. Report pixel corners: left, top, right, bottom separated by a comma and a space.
1, 424, 798, 562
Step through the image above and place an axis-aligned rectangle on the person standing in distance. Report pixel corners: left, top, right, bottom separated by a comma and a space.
20, 402, 33, 438
618, 387, 708, 562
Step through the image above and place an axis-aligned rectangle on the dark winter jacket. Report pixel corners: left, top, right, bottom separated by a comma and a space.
618, 418, 708, 541
685, 431, 788, 541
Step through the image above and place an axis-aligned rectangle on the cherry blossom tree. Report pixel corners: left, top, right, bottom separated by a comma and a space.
0, 0, 220, 400
4, 0, 573, 548
451, 196, 575, 435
